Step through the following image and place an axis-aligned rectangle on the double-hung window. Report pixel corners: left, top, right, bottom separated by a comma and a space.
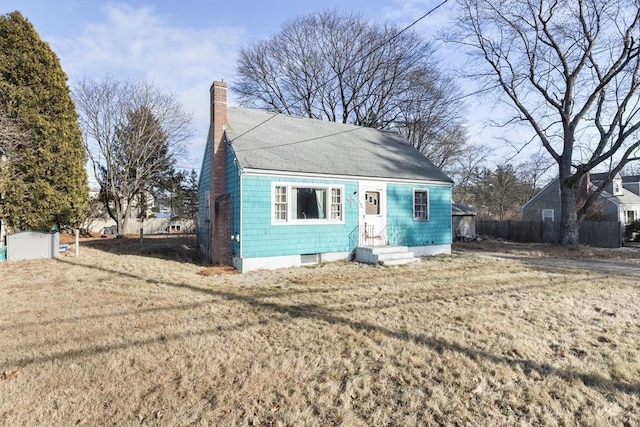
273, 184, 343, 224
625, 210, 637, 225
274, 186, 287, 221
413, 189, 429, 220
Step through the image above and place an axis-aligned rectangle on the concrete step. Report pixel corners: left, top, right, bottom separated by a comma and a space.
377, 251, 416, 261
355, 245, 416, 266
380, 257, 419, 266
369, 245, 409, 255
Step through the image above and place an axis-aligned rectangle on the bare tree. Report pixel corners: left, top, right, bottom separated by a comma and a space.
622, 161, 640, 176
74, 78, 192, 236
394, 70, 469, 170
517, 151, 555, 200
452, 0, 640, 244
235, 10, 467, 155
450, 143, 492, 203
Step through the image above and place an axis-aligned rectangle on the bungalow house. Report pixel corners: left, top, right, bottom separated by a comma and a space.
522, 172, 640, 225
197, 81, 453, 272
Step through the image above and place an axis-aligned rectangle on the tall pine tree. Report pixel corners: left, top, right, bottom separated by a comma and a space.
0, 11, 88, 231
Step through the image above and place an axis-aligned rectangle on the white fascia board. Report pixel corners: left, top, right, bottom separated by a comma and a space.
241, 168, 453, 187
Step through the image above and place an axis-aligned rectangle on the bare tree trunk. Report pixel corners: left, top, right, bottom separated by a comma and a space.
559, 167, 579, 246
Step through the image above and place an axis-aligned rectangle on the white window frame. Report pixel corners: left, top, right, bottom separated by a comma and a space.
272, 183, 345, 225
274, 185, 288, 221
542, 208, 554, 222
204, 190, 211, 221
624, 209, 637, 225
413, 189, 429, 221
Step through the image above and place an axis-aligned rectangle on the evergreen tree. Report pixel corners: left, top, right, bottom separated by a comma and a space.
0, 11, 88, 231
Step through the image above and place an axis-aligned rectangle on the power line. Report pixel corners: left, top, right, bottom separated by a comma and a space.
233, 124, 364, 152
230, 0, 450, 146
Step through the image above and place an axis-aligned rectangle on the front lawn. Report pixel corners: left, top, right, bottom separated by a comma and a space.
1, 238, 638, 425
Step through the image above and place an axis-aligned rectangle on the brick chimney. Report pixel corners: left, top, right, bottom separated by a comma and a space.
209, 80, 232, 266
210, 81, 227, 200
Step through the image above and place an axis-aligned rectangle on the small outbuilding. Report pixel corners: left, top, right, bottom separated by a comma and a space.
452, 203, 477, 241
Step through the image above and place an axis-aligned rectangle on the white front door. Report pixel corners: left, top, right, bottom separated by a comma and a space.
359, 182, 386, 246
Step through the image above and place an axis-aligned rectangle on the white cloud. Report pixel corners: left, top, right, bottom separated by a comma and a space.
50, 2, 248, 169
380, 0, 455, 39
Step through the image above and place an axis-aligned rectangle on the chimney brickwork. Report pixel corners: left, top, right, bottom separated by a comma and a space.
211, 81, 227, 200
210, 80, 232, 266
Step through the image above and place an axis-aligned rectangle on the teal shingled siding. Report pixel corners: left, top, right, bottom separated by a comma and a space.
386, 183, 451, 246
226, 143, 241, 256
239, 175, 359, 258
196, 131, 211, 255
237, 175, 451, 259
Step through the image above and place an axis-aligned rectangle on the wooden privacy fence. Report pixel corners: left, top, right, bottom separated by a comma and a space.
476, 220, 623, 248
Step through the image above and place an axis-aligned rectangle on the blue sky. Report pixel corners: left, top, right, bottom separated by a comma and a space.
2, 0, 486, 174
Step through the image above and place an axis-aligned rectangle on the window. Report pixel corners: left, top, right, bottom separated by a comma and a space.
613, 179, 623, 196
293, 187, 326, 219
204, 190, 211, 221
365, 191, 380, 215
274, 186, 287, 221
625, 210, 637, 225
542, 208, 554, 222
413, 190, 429, 220
331, 188, 342, 220
273, 184, 343, 224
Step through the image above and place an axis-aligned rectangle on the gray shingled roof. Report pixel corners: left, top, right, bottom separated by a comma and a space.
225, 107, 452, 183
601, 187, 640, 205
452, 203, 477, 216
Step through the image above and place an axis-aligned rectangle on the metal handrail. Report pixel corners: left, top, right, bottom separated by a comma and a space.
351, 223, 410, 247
363, 223, 387, 247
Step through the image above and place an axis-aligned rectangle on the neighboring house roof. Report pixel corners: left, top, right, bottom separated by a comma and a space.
452, 203, 477, 216
225, 107, 453, 183
599, 186, 640, 206
589, 172, 614, 182
521, 178, 558, 210
523, 176, 640, 209
622, 174, 640, 183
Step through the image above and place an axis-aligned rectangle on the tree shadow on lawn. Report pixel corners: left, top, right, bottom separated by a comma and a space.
80, 234, 210, 265
12, 256, 640, 396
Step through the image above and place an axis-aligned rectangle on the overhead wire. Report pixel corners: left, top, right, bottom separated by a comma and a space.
229, 0, 451, 150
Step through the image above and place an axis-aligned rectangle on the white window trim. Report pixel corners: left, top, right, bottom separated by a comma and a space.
204, 190, 211, 222
624, 209, 637, 225
542, 208, 554, 222
272, 182, 345, 225
412, 188, 429, 221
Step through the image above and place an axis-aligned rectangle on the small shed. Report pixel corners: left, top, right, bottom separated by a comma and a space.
6, 231, 60, 261
452, 203, 477, 241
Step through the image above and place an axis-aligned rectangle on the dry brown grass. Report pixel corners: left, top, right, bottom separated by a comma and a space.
1, 237, 639, 426
454, 238, 640, 264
